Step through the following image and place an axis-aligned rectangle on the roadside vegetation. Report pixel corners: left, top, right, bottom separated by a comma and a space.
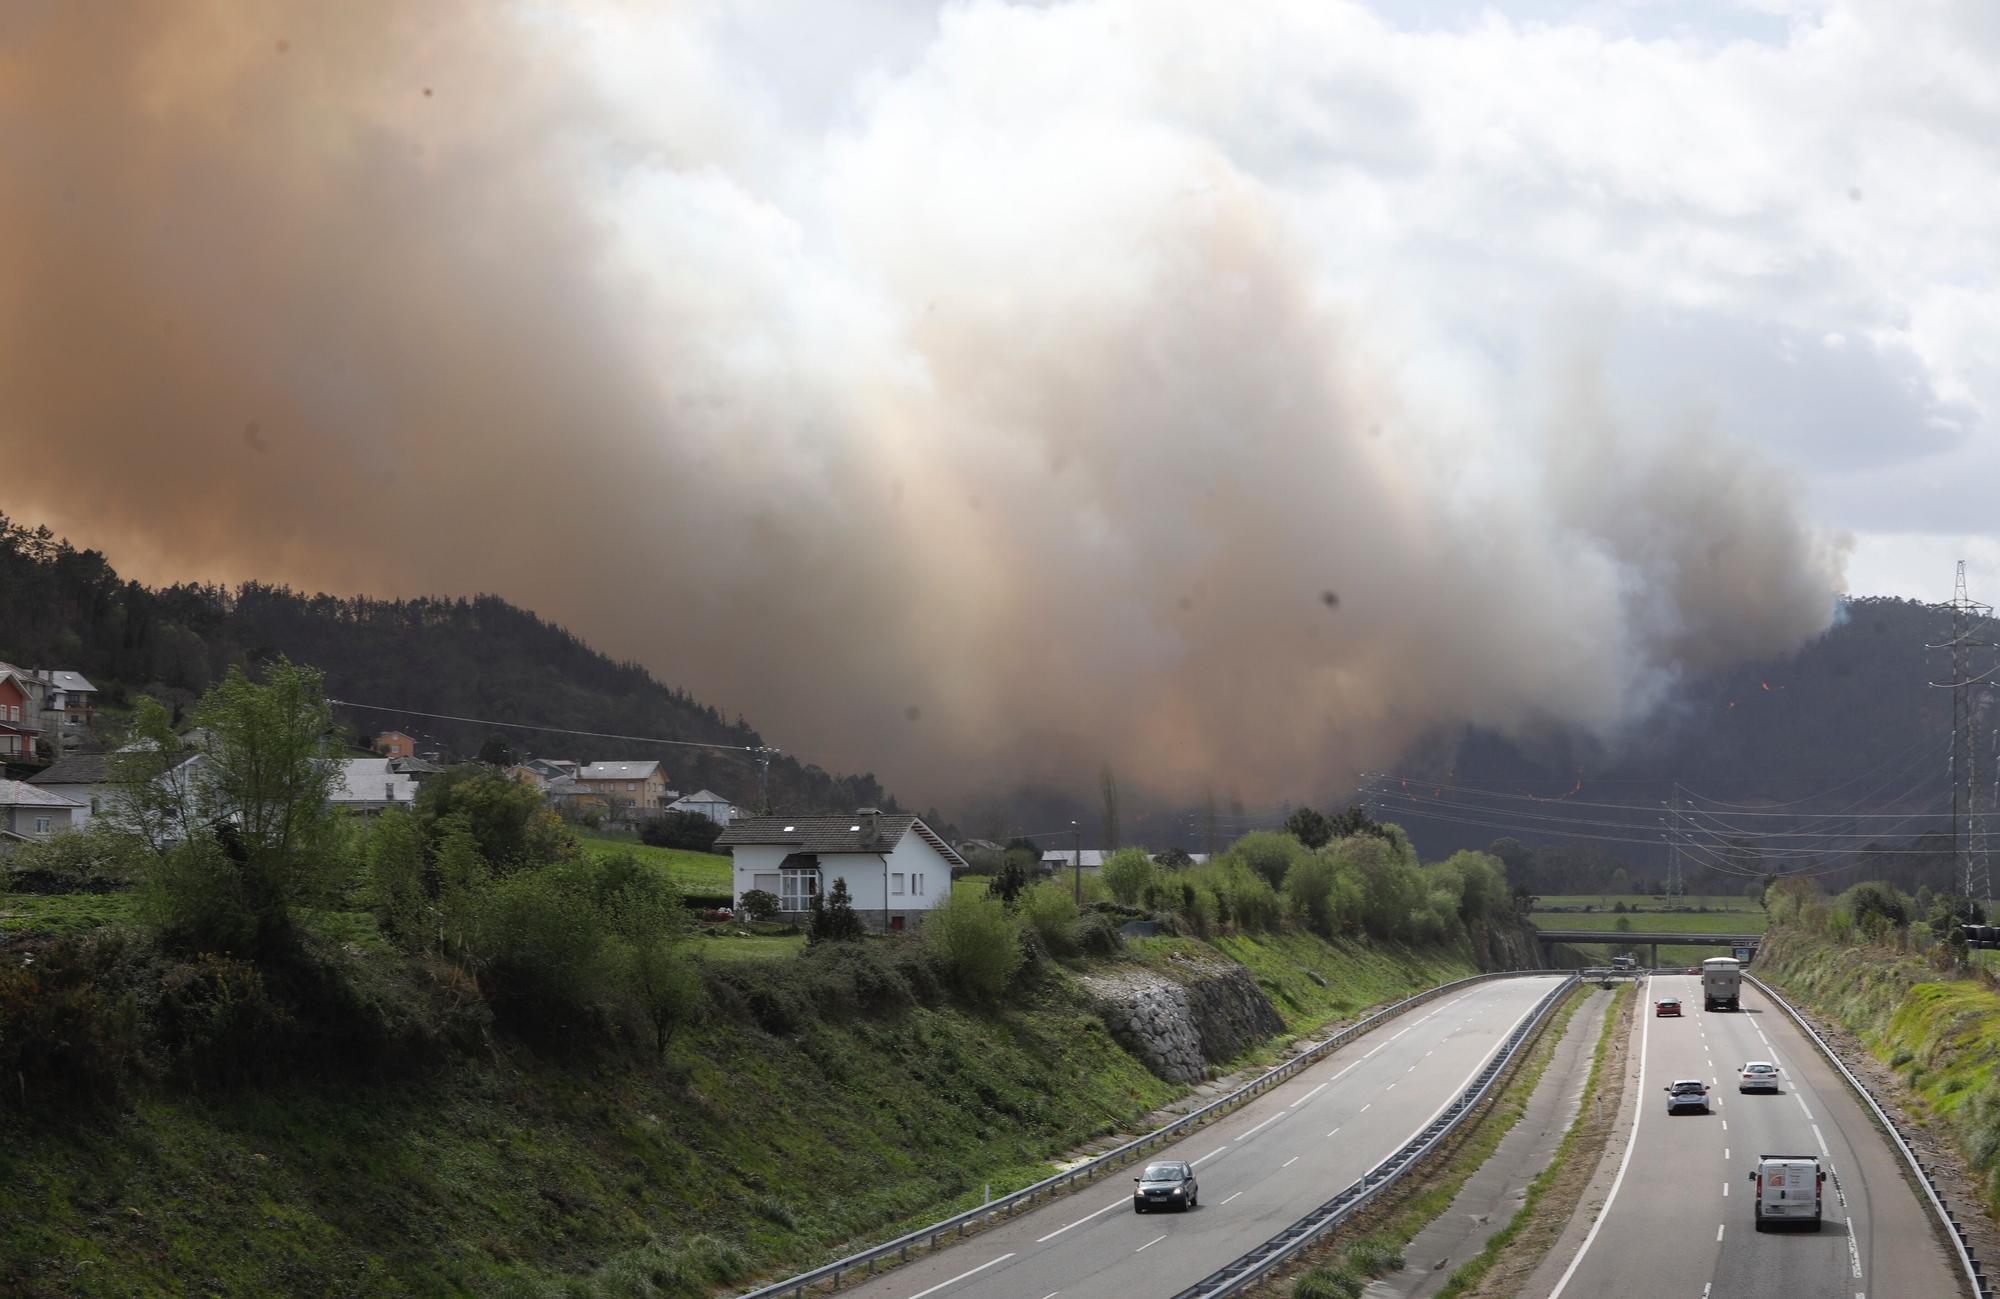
1, 661, 1550, 1297
1756, 876, 2000, 1215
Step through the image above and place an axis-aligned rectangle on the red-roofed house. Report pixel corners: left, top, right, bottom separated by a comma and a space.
0, 668, 41, 760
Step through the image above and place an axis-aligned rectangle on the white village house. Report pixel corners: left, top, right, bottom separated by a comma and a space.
717, 809, 966, 932
666, 788, 737, 826
0, 779, 84, 843
27, 754, 121, 827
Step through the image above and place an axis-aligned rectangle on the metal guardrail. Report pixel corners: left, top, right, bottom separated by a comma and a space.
1164, 972, 1580, 1299
1747, 973, 1991, 1299
732, 968, 1573, 1299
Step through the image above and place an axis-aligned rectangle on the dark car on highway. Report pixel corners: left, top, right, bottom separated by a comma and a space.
1133, 1160, 1198, 1212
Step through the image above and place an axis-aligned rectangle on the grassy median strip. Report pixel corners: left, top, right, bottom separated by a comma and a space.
1254, 980, 1592, 1298
1434, 982, 1632, 1299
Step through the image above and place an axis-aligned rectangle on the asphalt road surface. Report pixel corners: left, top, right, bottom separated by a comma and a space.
830, 973, 1568, 1299
1542, 973, 1962, 1299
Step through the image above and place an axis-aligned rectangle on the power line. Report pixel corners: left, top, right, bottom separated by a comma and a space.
327, 698, 780, 758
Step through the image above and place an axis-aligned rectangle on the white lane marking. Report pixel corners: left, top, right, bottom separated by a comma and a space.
1034, 1199, 1126, 1243
1716, 1224, 1725, 1242
1407, 1064, 1418, 1073
1722, 1121, 1727, 1131
1364, 1043, 1386, 1059
1190, 1146, 1227, 1166
1725, 1148, 1730, 1160
1386, 1083, 1398, 1092
1549, 982, 1652, 1299
1221, 1191, 1244, 1205
1235, 1112, 1287, 1141
1283, 1155, 1300, 1168
1723, 1182, 1729, 1196
1292, 1082, 1329, 1108
1360, 1103, 1372, 1113
1812, 1124, 1830, 1157
1327, 1127, 1341, 1138
1390, 1026, 1413, 1041
1795, 1093, 1815, 1120
1041, 1293, 1059, 1299
1425, 1049, 1435, 1057
1134, 1234, 1166, 1254
909, 1252, 1016, 1299
1847, 1217, 1863, 1279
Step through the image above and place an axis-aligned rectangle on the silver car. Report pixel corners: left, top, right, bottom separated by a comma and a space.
1664, 1079, 1711, 1115
1133, 1160, 1198, 1212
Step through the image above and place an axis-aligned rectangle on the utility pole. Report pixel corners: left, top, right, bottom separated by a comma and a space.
1928, 562, 1997, 910
1072, 819, 1081, 905
752, 745, 780, 815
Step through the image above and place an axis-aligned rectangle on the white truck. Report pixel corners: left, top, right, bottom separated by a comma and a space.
1702, 956, 1742, 1011
1748, 1153, 1824, 1231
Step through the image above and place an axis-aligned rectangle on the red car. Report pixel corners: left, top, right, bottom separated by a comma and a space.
1655, 997, 1682, 1017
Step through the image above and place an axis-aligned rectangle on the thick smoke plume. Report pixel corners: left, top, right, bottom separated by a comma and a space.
0, 2, 1846, 806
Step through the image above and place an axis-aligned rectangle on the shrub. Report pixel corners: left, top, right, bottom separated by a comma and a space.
473, 863, 616, 1039
417, 765, 575, 871
3, 823, 141, 893
1100, 848, 1156, 906
1292, 1264, 1365, 1299
0, 933, 144, 1108
639, 810, 725, 854
153, 952, 297, 1088
1345, 1235, 1405, 1276
809, 877, 866, 944
924, 889, 1024, 1001
1071, 910, 1125, 955
739, 888, 780, 921
1229, 831, 1308, 891
1284, 854, 1341, 937
1021, 879, 1081, 956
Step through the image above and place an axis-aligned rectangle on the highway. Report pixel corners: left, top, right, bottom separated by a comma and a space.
1540, 973, 1962, 1299
830, 974, 1569, 1299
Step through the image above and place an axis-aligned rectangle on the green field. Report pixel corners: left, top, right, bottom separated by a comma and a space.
575, 831, 732, 893
1531, 901, 1764, 965
1530, 911, 1764, 935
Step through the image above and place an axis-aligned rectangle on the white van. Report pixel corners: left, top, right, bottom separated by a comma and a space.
1748, 1154, 1824, 1231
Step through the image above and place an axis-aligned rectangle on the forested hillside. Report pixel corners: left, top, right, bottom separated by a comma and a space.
1386, 596, 1992, 895
0, 515, 904, 817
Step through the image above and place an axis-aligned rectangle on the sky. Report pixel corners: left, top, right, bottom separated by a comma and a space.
2, 0, 1994, 807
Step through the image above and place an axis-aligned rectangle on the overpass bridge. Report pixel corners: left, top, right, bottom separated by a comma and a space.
1530, 927, 1762, 967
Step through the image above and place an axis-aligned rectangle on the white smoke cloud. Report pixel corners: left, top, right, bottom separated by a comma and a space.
17, 0, 1998, 808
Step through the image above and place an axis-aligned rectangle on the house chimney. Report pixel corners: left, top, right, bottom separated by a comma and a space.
858, 807, 881, 843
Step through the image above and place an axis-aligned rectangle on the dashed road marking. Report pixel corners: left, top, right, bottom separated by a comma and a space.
1236, 1112, 1287, 1141
1716, 1224, 1726, 1242
1326, 1127, 1340, 1138
1283, 1155, 1300, 1168
1191, 1146, 1227, 1166
909, 1252, 1016, 1299
1221, 1191, 1244, 1205
1291, 1082, 1329, 1108
1135, 1234, 1167, 1254
1035, 1199, 1126, 1243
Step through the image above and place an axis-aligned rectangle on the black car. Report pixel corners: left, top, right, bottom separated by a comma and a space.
1133, 1160, 1198, 1212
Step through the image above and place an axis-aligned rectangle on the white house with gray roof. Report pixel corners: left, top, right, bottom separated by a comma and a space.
0, 780, 85, 843
716, 809, 966, 931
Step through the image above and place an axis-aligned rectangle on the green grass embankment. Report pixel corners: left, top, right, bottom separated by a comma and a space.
1758, 927, 2000, 1211
0, 924, 1502, 1298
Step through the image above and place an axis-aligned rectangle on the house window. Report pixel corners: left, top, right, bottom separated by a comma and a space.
912, 873, 925, 896
781, 866, 820, 912
891, 873, 905, 895
627, 781, 637, 791
34, 816, 52, 834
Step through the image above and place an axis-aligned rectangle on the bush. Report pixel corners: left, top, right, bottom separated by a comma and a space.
1230, 831, 1309, 891
0, 932, 144, 1108
739, 888, 780, 921
1021, 879, 1081, 956
1284, 853, 1341, 937
1292, 1264, 1364, 1299
3, 823, 141, 893
473, 863, 616, 1039
639, 810, 725, 854
1100, 848, 1156, 906
809, 877, 866, 944
153, 952, 297, 1088
924, 890, 1025, 1001
417, 765, 575, 871
1071, 910, 1125, 955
